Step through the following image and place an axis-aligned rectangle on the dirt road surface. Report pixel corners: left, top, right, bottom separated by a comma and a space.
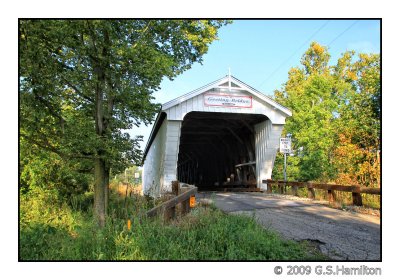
197, 192, 380, 260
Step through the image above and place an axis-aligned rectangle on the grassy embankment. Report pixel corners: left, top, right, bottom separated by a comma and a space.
20, 185, 322, 260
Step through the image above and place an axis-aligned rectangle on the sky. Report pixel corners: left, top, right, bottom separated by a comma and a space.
133, 19, 381, 150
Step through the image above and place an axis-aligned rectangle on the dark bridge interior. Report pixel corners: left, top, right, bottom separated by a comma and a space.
177, 111, 267, 190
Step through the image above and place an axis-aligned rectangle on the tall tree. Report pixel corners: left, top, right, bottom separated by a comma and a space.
332, 52, 381, 187
273, 42, 380, 187
20, 20, 228, 226
274, 42, 338, 181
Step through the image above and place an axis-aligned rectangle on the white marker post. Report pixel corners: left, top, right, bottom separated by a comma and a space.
280, 137, 292, 183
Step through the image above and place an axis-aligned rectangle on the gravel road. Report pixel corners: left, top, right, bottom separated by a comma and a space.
196, 192, 381, 260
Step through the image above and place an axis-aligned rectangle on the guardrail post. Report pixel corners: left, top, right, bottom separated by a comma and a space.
292, 185, 299, 196
307, 182, 315, 199
164, 206, 175, 221
267, 181, 272, 193
146, 186, 197, 221
172, 180, 179, 196
181, 198, 190, 215
279, 182, 284, 194
352, 186, 363, 206
327, 190, 336, 203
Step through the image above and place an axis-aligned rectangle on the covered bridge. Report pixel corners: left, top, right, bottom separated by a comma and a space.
142, 75, 292, 196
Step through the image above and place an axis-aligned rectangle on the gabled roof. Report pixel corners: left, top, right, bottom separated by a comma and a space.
142, 75, 292, 162
162, 75, 292, 117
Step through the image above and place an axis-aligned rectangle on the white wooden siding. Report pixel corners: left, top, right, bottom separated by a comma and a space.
162, 121, 181, 192
254, 120, 284, 189
143, 119, 182, 195
163, 89, 286, 124
142, 118, 167, 196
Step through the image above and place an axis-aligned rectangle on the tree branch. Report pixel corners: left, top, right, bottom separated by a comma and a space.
60, 76, 94, 103
132, 20, 152, 49
21, 132, 63, 156
85, 20, 99, 55
21, 132, 98, 160
32, 90, 65, 128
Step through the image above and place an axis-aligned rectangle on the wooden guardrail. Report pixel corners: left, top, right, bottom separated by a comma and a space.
262, 179, 381, 206
146, 181, 197, 221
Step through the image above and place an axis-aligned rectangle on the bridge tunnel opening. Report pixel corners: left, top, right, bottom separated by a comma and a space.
177, 111, 268, 191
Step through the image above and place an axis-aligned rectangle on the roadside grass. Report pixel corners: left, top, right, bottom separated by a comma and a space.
20, 187, 321, 260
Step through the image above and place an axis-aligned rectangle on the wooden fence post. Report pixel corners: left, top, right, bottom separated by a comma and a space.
267, 181, 272, 193
292, 185, 299, 196
352, 186, 363, 206
172, 180, 179, 196
181, 198, 190, 215
147, 186, 197, 221
164, 206, 175, 221
327, 190, 336, 203
307, 182, 315, 199
279, 182, 284, 194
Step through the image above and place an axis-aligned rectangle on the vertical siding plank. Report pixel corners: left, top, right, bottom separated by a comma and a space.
142, 118, 167, 196
181, 101, 187, 119
187, 98, 193, 113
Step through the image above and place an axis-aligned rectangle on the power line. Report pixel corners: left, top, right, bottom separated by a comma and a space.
259, 20, 330, 87
327, 20, 359, 47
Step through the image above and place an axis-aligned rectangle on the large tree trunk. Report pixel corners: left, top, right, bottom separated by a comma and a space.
94, 64, 107, 227
94, 157, 107, 227
104, 165, 110, 216
92, 29, 114, 227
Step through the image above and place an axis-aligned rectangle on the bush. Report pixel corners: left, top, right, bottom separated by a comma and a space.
19, 144, 92, 200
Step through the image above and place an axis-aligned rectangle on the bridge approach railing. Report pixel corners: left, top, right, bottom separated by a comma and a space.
263, 179, 380, 206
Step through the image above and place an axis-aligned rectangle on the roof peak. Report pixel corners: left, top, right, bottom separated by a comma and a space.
161, 75, 291, 117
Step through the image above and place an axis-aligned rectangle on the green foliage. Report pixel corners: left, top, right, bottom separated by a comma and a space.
112, 165, 142, 185
19, 186, 86, 259
332, 52, 380, 187
301, 42, 330, 75
19, 19, 228, 167
20, 187, 317, 260
272, 153, 300, 181
275, 56, 338, 181
273, 42, 380, 186
20, 137, 91, 198
19, 20, 229, 219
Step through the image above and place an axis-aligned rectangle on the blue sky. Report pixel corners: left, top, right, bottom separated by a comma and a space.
133, 19, 381, 149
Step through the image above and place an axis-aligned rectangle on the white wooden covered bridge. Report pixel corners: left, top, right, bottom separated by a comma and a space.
142, 75, 292, 196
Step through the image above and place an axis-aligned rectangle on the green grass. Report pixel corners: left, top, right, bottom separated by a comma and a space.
20, 187, 321, 260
